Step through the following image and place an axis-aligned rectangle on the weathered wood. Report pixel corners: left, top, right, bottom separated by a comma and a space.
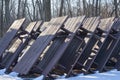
19, 22, 49, 59
79, 17, 115, 74
42, 16, 85, 76
115, 39, 120, 70
55, 17, 99, 77
0, 18, 25, 58
4, 21, 43, 72
37, 17, 80, 71
93, 18, 116, 72
98, 17, 115, 32
94, 20, 120, 72
70, 17, 99, 76
13, 16, 68, 75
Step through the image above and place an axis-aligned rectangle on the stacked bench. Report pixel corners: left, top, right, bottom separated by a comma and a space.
0, 16, 120, 78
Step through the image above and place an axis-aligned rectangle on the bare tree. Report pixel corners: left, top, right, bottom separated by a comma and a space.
59, 0, 64, 17
17, 0, 21, 19
0, 0, 4, 37
43, 0, 51, 21
22, 0, 27, 18
5, 0, 12, 26
82, 0, 87, 15
95, 0, 99, 16
114, 0, 118, 17
66, 0, 72, 17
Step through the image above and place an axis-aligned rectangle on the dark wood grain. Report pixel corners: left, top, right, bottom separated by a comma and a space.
13, 16, 68, 75
0, 18, 25, 58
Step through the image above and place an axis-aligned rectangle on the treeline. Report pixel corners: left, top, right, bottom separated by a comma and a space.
0, 0, 120, 37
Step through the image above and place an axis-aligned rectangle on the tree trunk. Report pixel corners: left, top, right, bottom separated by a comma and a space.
66, 0, 72, 17
92, 0, 95, 16
22, 0, 27, 18
83, 0, 86, 15
5, 0, 11, 26
95, 0, 98, 16
43, 0, 51, 21
17, 0, 21, 19
32, 0, 36, 20
0, 0, 4, 37
59, 0, 64, 17
114, 0, 118, 17
98, 0, 101, 16
36, 0, 43, 20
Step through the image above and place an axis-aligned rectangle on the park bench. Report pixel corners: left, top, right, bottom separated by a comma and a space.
91, 17, 116, 72
0, 18, 25, 61
58, 17, 100, 77
41, 16, 85, 77
13, 16, 68, 75
4, 21, 43, 73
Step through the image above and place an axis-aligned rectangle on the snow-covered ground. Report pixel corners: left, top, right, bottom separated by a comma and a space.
0, 69, 120, 80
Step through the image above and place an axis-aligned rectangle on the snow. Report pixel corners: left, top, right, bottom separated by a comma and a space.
56, 70, 120, 80
34, 75, 44, 80
0, 69, 120, 80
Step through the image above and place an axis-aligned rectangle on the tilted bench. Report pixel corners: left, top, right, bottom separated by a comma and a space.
0, 18, 25, 60
58, 17, 100, 77
13, 16, 68, 75
41, 16, 85, 77
4, 21, 43, 73
92, 17, 116, 72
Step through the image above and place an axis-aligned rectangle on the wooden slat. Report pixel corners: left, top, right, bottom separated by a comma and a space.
4, 22, 42, 71
0, 18, 25, 58
42, 16, 85, 76
37, 17, 78, 71
92, 18, 115, 72
54, 17, 99, 76
98, 17, 114, 32
8, 22, 37, 53
97, 36, 117, 72
33, 21, 43, 32
80, 18, 115, 73
115, 38, 120, 70
78, 20, 100, 64
65, 17, 100, 76
13, 16, 68, 74
92, 21, 120, 72
82, 17, 99, 32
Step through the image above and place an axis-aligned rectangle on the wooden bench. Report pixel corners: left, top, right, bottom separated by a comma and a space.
13, 16, 68, 75
2, 22, 37, 66
79, 17, 116, 74
4, 21, 43, 73
96, 20, 120, 72
104, 19, 120, 71
58, 17, 100, 77
92, 17, 117, 72
41, 16, 85, 77
0, 18, 25, 60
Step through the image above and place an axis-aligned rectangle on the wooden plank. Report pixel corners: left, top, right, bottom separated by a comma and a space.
78, 18, 100, 65
98, 17, 114, 32
115, 38, 120, 70
19, 22, 49, 59
0, 18, 25, 58
13, 16, 68, 75
54, 17, 99, 76
42, 16, 85, 76
96, 30, 120, 71
95, 36, 116, 71
92, 19, 115, 72
37, 17, 78, 71
80, 18, 115, 73
4, 21, 43, 72
65, 17, 100, 76
82, 17, 98, 32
